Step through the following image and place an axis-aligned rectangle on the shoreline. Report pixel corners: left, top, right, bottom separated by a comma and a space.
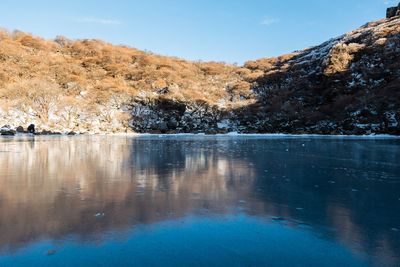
1, 132, 400, 139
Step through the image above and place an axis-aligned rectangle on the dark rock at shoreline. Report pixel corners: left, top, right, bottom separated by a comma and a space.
16, 126, 25, 133
33, 131, 62, 136
1, 125, 16, 136
28, 124, 35, 134
127, 94, 399, 135
42, 130, 56, 135
1, 130, 16, 136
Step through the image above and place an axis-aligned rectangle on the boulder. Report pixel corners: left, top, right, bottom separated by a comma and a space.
27, 124, 35, 134
16, 126, 25, 133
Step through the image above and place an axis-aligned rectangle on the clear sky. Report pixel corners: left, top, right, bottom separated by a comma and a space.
0, 0, 397, 64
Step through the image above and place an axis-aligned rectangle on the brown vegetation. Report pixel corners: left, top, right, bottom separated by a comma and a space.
0, 29, 251, 130
0, 15, 399, 134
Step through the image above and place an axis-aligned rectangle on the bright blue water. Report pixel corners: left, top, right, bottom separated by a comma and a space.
0, 135, 399, 267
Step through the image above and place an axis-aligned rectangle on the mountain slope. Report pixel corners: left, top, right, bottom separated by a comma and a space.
0, 16, 399, 135
240, 17, 400, 135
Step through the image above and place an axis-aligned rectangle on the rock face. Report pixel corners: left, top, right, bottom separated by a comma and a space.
129, 98, 229, 134
387, 3, 400, 18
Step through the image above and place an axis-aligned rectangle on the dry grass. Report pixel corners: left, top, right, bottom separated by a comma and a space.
0, 30, 252, 124
323, 43, 366, 75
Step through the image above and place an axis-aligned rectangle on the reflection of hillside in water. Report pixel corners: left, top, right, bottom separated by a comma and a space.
244, 139, 400, 266
0, 136, 399, 265
0, 136, 256, 251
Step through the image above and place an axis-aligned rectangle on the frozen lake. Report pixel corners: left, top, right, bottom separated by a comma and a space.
0, 135, 399, 266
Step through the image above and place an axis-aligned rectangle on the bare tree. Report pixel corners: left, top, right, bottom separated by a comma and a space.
0, 78, 62, 122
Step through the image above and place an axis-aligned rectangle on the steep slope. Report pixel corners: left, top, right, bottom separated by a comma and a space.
0, 15, 399, 135
239, 16, 400, 135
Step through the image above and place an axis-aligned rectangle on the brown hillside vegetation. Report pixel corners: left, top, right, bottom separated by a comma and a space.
0, 28, 253, 133
0, 15, 399, 135
0, 29, 251, 103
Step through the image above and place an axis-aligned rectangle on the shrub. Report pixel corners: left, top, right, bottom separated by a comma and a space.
0, 79, 62, 121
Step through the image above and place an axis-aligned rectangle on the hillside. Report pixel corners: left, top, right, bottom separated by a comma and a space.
0, 15, 399, 135
0, 30, 253, 134
240, 16, 400, 135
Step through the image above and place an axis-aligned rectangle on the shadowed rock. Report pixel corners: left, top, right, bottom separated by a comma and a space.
0, 125, 16, 136
27, 124, 35, 134
386, 3, 400, 18
16, 126, 24, 133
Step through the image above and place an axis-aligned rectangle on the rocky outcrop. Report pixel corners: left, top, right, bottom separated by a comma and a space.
129, 98, 231, 134
387, 3, 400, 18
241, 17, 400, 135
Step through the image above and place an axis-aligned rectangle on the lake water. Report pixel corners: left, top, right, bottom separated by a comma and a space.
0, 135, 399, 267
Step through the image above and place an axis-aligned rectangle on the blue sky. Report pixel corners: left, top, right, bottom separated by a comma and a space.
0, 0, 397, 64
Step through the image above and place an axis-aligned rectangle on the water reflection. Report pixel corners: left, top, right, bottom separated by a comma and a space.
0, 135, 399, 266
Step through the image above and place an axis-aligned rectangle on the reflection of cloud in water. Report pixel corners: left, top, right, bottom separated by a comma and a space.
0, 136, 399, 266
